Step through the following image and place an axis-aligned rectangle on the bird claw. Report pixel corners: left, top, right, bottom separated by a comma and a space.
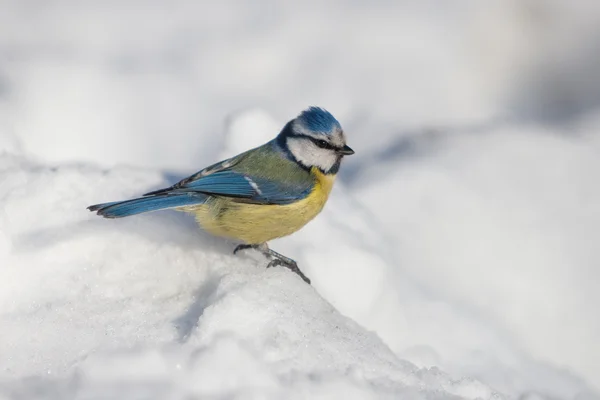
233, 243, 311, 285
267, 259, 311, 285
233, 244, 256, 255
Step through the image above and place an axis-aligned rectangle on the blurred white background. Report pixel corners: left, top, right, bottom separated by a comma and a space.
3, 0, 600, 169
1, 0, 600, 398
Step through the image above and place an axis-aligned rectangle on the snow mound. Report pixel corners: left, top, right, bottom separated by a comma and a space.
1, 110, 597, 399
2, 0, 600, 397
1, 155, 498, 399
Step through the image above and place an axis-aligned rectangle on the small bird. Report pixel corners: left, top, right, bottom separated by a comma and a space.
88, 107, 354, 284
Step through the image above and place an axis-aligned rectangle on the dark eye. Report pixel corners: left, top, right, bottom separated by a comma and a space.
316, 140, 329, 148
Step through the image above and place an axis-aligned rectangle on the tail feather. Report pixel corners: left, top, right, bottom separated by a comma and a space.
88, 193, 206, 219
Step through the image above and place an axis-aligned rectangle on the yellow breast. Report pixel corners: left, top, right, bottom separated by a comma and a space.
183, 167, 335, 244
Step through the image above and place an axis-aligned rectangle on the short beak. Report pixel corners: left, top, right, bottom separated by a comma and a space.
338, 145, 355, 156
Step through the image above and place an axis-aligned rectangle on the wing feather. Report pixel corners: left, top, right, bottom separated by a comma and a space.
145, 144, 314, 205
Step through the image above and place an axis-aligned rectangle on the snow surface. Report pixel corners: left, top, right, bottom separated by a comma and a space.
2, 0, 600, 399
1, 135, 505, 400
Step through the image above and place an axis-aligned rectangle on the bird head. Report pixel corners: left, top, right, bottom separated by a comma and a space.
278, 107, 354, 174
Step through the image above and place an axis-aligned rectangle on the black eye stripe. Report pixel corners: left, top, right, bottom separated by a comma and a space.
308, 137, 338, 151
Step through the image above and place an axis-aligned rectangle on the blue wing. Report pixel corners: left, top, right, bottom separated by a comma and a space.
89, 144, 315, 219
149, 169, 313, 205
144, 146, 314, 205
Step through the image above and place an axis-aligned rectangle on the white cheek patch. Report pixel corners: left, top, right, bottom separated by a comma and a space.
287, 137, 338, 172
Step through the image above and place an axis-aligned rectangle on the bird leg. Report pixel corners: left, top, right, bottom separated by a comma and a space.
232, 243, 311, 285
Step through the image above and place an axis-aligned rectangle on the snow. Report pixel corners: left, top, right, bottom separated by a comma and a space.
0, 151, 502, 400
2, 0, 600, 399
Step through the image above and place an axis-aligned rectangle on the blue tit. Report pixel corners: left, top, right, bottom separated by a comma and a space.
88, 107, 354, 284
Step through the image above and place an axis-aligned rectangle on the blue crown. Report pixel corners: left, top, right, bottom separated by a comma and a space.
297, 107, 341, 134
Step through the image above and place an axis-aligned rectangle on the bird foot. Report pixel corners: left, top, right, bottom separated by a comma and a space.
233, 243, 311, 284
267, 258, 311, 285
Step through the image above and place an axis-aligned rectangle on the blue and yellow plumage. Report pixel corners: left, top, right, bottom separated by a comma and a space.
88, 107, 354, 284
